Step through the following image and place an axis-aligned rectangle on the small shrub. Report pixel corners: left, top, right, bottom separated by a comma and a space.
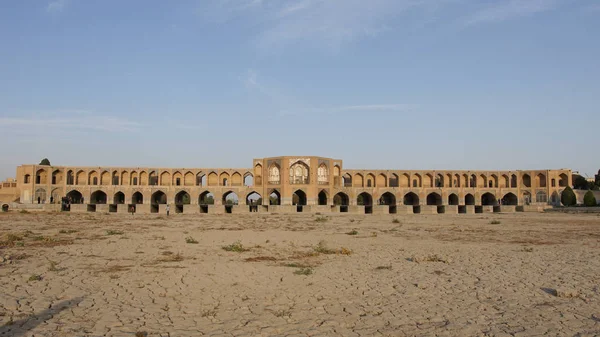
561, 187, 577, 206
490, 220, 501, 225
294, 267, 313, 275
135, 332, 148, 337
410, 254, 451, 264
201, 309, 217, 318
19, 210, 29, 214
523, 247, 534, 252
315, 216, 328, 223
375, 265, 392, 270
346, 230, 358, 235
314, 240, 336, 254
284, 262, 310, 268
48, 260, 62, 271
106, 230, 124, 236
28, 274, 42, 282
584, 190, 597, 207
392, 218, 401, 224
222, 241, 249, 252
185, 237, 198, 244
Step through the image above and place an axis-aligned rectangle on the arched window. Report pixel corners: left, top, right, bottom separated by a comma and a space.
317, 164, 328, 184
268, 164, 280, 184
290, 161, 309, 184
536, 191, 547, 203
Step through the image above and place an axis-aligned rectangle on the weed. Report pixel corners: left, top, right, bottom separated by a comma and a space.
273, 309, 292, 317
346, 230, 358, 235
185, 237, 198, 244
106, 230, 124, 236
245, 256, 277, 262
283, 262, 310, 268
48, 260, 63, 272
350, 219, 355, 223
16, 241, 24, 247
294, 267, 313, 275
28, 274, 42, 282
135, 332, 148, 337
201, 309, 217, 318
313, 240, 352, 255
315, 216, 328, 223
371, 232, 378, 237
222, 241, 249, 252
5, 234, 23, 243
490, 220, 501, 225
392, 218, 401, 224
19, 210, 29, 214
158, 252, 184, 262
523, 247, 534, 252
410, 254, 451, 264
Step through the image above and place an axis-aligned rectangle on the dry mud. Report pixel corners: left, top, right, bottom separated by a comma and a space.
1, 211, 600, 336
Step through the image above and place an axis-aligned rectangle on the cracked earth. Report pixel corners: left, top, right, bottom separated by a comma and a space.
1, 211, 600, 336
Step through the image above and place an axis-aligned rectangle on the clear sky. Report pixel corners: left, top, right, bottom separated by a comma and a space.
1, 0, 599, 181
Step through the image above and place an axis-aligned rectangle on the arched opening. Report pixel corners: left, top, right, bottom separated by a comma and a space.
35, 188, 46, 204
343, 174, 352, 187
551, 178, 556, 187
379, 192, 396, 214
455, 174, 461, 188
318, 190, 328, 205
246, 192, 261, 212
333, 192, 349, 212
448, 194, 459, 205
160, 172, 171, 186
481, 192, 497, 206
231, 172, 242, 186
470, 175, 477, 188
90, 191, 107, 204
522, 191, 532, 205
132, 192, 143, 204
244, 174, 253, 187
293, 190, 307, 205
254, 164, 263, 185
426, 193, 442, 206
389, 173, 399, 187
536, 173, 547, 188
502, 175, 509, 188
175, 191, 191, 205
502, 193, 518, 206
151, 191, 167, 205
198, 191, 214, 205
223, 191, 239, 205
149, 171, 158, 186
114, 192, 125, 204
551, 191, 559, 204
559, 174, 568, 187
435, 174, 443, 187
480, 174, 487, 187
536, 191, 547, 203
1, 204, 8, 212
268, 164, 281, 184
100, 171, 110, 185
357, 192, 373, 214
465, 194, 475, 205
66, 190, 83, 204
51, 188, 61, 204
269, 190, 281, 205
400, 173, 410, 187
172, 171, 183, 186
424, 174, 433, 188
24, 174, 31, 184
511, 174, 517, 188
112, 171, 119, 185
522, 174, 531, 188
183, 171, 194, 186
353, 174, 364, 188
36, 169, 47, 184
222, 178, 229, 186
66, 170, 74, 185
130, 172, 138, 186
290, 161, 310, 185
403, 192, 419, 205
490, 174, 498, 188
318, 164, 329, 185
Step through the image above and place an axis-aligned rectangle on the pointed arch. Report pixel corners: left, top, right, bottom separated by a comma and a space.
366, 173, 376, 188
454, 174, 461, 188
389, 173, 399, 187
502, 192, 518, 205
121, 171, 129, 186
52, 169, 63, 185
318, 190, 328, 205
413, 174, 422, 188
290, 161, 310, 185
172, 171, 183, 186
184, 171, 194, 186
243, 173, 254, 187
400, 173, 410, 187
100, 171, 110, 185
35, 168, 48, 185
448, 193, 459, 205
357, 192, 372, 206
343, 173, 352, 187
151, 190, 167, 204
490, 174, 498, 188
318, 163, 329, 184
502, 174, 509, 188
140, 171, 148, 185
90, 190, 107, 204
292, 189, 307, 205
376, 173, 387, 188
353, 173, 364, 188
219, 172, 230, 186
536, 173, 547, 188
223, 190, 239, 205
379, 192, 396, 205
114, 192, 125, 204
208, 172, 218, 186
132, 191, 144, 204
175, 190, 191, 205
465, 193, 475, 205
403, 192, 419, 206
559, 173, 568, 187
231, 172, 242, 186
199, 191, 215, 205
481, 192, 497, 206
333, 192, 349, 206
268, 189, 281, 205
160, 171, 171, 186
522, 174, 531, 188
246, 191, 262, 205
268, 163, 280, 184
424, 174, 433, 188
88, 171, 98, 185
66, 190, 83, 204
427, 192, 442, 206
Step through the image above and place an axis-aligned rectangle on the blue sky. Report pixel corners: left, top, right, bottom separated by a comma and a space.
1, 0, 599, 180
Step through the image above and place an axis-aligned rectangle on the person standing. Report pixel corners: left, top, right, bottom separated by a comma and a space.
166, 204, 170, 216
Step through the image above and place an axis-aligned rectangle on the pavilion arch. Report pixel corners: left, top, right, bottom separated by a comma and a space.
559, 173, 568, 187
269, 189, 281, 205
454, 174, 461, 188
196, 173, 206, 187
231, 172, 242, 186
148, 171, 158, 185
293, 190, 307, 205
465, 193, 475, 205
334, 192, 349, 206
479, 174, 487, 188
24, 174, 31, 184
366, 173, 376, 188
357, 192, 373, 206
246, 191, 262, 205
427, 192, 442, 206
175, 191, 191, 205
172, 171, 183, 186
199, 191, 215, 205
90, 190, 107, 204
114, 192, 125, 204
130, 171, 139, 185
502, 193, 518, 205
220, 172, 230, 186
469, 174, 477, 188
290, 161, 310, 185
389, 173, 399, 187
184, 171, 194, 186
205, 172, 216, 186
510, 174, 517, 188
343, 173, 352, 187
65, 170, 74, 185
379, 192, 396, 205
243, 173, 254, 187
413, 174, 422, 188
52, 169, 63, 185
111, 170, 119, 185
522, 174, 531, 188
448, 193, 459, 205
424, 174, 433, 188
551, 191, 559, 204
403, 192, 419, 206
121, 171, 129, 186
446, 173, 453, 187
481, 192, 497, 206
151, 191, 167, 205
317, 163, 329, 184
333, 165, 341, 177
35, 169, 47, 184
88, 171, 98, 185
132, 191, 144, 204
376, 173, 387, 188
100, 171, 110, 185
318, 190, 328, 205
268, 163, 281, 184
66, 190, 83, 204
400, 173, 410, 188
353, 174, 364, 188
35, 188, 47, 204
140, 171, 148, 185
522, 191, 532, 204
490, 174, 498, 188
435, 174, 444, 187
254, 163, 263, 185
160, 171, 171, 186
502, 174, 509, 188
223, 191, 239, 205
536, 173, 547, 188
50, 188, 62, 203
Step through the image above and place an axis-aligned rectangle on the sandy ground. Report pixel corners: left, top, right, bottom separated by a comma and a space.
1, 211, 600, 337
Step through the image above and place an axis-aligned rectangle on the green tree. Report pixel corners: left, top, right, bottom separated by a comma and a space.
39, 158, 51, 166
561, 186, 577, 206
572, 174, 590, 190
583, 190, 597, 207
